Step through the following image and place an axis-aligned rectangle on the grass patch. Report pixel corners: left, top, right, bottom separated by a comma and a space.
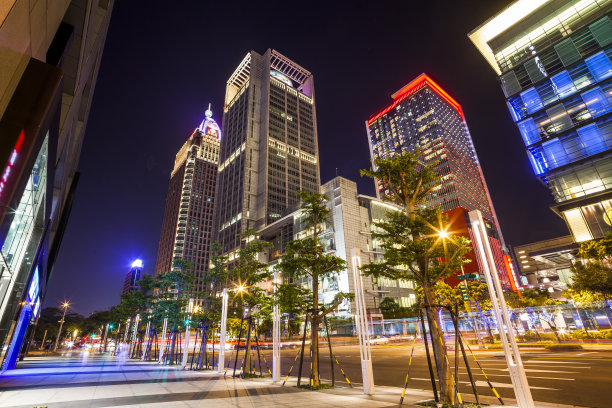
416, 400, 486, 407
545, 344, 583, 351
297, 383, 335, 390
235, 373, 264, 378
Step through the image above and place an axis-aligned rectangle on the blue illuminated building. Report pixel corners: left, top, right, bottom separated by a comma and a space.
471, 1, 612, 242
122, 260, 144, 295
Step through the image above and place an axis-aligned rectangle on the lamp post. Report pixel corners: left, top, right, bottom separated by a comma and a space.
217, 288, 228, 373
272, 271, 281, 382
182, 299, 194, 368
469, 210, 534, 408
53, 302, 69, 351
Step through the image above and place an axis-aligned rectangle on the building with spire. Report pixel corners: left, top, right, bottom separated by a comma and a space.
366, 74, 519, 290
214, 49, 320, 260
154, 106, 220, 297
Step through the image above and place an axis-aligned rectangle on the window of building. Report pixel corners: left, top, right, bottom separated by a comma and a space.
581, 87, 612, 118
577, 124, 606, 156
554, 37, 582, 67
585, 51, 612, 82
517, 118, 540, 146
550, 71, 576, 99
520, 87, 543, 114
589, 16, 612, 48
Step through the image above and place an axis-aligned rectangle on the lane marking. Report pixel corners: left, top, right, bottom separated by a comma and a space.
408, 378, 559, 390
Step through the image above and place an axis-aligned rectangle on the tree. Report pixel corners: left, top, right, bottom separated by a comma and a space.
570, 233, 612, 299
274, 283, 311, 336
227, 230, 273, 376
360, 151, 471, 405
276, 191, 348, 388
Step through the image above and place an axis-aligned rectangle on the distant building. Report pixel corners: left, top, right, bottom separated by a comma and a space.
122, 260, 144, 295
365, 74, 518, 290
512, 235, 578, 294
0, 0, 114, 369
470, 1, 612, 243
214, 50, 320, 263
259, 176, 417, 317
154, 107, 220, 298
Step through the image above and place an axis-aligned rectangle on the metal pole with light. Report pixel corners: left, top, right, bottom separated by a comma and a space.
272, 270, 281, 382
158, 317, 168, 364
217, 288, 228, 373
182, 299, 194, 368
142, 319, 151, 361
351, 248, 374, 395
469, 210, 534, 408
130, 314, 140, 357
53, 302, 69, 351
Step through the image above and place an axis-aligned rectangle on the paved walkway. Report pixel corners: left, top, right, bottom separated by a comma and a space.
0, 353, 587, 407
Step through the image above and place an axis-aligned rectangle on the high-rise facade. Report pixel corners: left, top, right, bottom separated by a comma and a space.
259, 176, 417, 317
122, 259, 144, 295
470, 0, 612, 243
214, 49, 320, 259
0, 0, 114, 369
366, 74, 518, 290
155, 108, 220, 296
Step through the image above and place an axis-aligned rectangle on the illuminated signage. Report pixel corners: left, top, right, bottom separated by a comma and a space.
198, 117, 221, 139
27, 266, 39, 303
0, 130, 25, 199
270, 70, 293, 87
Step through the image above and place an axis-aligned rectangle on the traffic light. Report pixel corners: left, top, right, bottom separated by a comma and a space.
109, 324, 114, 330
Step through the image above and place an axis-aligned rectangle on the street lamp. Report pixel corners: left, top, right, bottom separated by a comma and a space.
53, 301, 70, 351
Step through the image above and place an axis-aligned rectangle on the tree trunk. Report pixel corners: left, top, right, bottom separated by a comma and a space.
423, 284, 454, 405
311, 277, 320, 387
244, 310, 253, 376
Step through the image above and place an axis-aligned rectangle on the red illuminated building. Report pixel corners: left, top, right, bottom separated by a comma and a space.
366, 74, 518, 289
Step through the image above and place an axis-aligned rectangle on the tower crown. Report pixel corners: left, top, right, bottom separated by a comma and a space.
198, 103, 221, 138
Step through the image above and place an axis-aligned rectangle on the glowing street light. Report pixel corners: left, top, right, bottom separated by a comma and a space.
54, 301, 70, 351
131, 259, 143, 268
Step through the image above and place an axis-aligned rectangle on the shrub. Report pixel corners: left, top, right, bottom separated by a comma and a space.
545, 344, 583, 351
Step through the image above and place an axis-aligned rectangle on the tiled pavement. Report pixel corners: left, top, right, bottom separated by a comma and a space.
0, 354, 581, 408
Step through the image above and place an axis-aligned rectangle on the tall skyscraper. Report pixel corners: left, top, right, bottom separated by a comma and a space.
470, 1, 612, 243
214, 49, 320, 258
366, 74, 518, 290
122, 259, 144, 295
155, 108, 220, 296
0, 0, 114, 369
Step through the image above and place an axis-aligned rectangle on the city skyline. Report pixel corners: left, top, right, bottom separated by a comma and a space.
45, 0, 568, 315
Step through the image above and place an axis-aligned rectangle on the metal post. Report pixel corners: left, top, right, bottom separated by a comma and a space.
158, 317, 168, 364
218, 288, 228, 373
272, 271, 281, 382
351, 248, 374, 395
141, 320, 151, 361
469, 210, 534, 408
130, 314, 140, 357
182, 299, 194, 368
40, 329, 47, 350
53, 304, 68, 351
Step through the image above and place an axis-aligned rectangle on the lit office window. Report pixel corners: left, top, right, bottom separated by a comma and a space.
585, 51, 612, 82
520, 87, 544, 114
581, 87, 612, 118
517, 118, 540, 146
550, 71, 576, 98
576, 123, 606, 155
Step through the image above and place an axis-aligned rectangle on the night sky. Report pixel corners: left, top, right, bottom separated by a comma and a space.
44, 0, 569, 315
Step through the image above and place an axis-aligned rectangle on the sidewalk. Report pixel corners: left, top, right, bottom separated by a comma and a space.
0, 355, 589, 408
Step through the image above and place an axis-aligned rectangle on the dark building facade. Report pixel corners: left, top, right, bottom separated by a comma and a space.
366, 74, 518, 290
470, 0, 612, 243
0, 0, 114, 369
155, 108, 220, 297
214, 49, 320, 260
122, 260, 144, 295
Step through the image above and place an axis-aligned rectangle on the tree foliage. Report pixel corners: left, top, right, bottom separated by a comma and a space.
571, 233, 612, 299
360, 150, 471, 404
276, 191, 348, 387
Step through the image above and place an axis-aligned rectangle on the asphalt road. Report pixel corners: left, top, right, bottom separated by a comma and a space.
233, 344, 612, 408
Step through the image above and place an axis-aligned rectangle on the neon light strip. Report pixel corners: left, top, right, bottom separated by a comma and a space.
0, 129, 25, 198
367, 74, 464, 125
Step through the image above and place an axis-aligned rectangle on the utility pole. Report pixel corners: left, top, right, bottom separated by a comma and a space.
53, 302, 69, 352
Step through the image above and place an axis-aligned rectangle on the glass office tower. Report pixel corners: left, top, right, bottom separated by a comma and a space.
214, 49, 320, 259
155, 108, 220, 297
366, 74, 518, 289
470, 0, 612, 242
